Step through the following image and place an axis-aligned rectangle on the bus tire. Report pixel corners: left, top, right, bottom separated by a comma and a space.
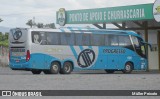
50, 62, 60, 74
105, 70, 115, 74
122, 62, 133, 74
31, 70, 41, 74
60, 62, 73, 74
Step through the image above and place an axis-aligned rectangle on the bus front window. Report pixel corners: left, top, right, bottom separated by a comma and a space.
132, 36, 146, 58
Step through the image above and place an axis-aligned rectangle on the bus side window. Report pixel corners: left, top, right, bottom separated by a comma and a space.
32, 32, 42, 44
75, 33, 83, 45
82, 34, 90, 46
40, 33, 47, 45
118, 35, 134, 50
105, 35, 109, 46
91, 34, 104, 46
61, 33, 74, 45
118, 35, 131, 46
109, 35, 118, 46
46, 32, 59, 45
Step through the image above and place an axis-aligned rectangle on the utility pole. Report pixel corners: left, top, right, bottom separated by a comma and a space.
33, 17, 36, 28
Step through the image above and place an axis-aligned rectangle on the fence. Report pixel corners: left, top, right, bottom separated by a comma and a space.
0, 46, 9, 67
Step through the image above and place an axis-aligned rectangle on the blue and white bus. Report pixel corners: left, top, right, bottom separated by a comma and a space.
9, 27, 150, 74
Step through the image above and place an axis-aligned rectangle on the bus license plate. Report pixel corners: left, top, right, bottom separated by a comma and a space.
16, 60, 20, 62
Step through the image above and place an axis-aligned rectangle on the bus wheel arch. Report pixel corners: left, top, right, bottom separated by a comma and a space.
122, 61, 134, 74
60, 61, 74, 74
68, 61, 74, 70
49, 61, 61, 74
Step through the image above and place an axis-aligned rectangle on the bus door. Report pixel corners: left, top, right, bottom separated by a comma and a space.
131, 36, 147, 69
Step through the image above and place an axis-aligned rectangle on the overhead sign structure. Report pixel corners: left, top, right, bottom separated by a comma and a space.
57, 4, 154, 26
153, 0, 160, 22
57, 8, 66, 26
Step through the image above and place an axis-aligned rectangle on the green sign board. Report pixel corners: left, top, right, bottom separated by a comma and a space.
57, 4, 154, 26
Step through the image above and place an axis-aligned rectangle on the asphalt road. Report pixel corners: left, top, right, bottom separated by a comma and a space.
0, 67, 160, 99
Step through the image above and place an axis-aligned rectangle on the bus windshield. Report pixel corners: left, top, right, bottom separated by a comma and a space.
131, 36, 146, 58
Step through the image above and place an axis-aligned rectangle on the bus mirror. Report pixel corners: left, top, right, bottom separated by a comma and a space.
141, 41, 152, 51
147, 43, 152, 51
149, 45, 153, 51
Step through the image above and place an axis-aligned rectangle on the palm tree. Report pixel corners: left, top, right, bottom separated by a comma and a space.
26, 19, 33, 28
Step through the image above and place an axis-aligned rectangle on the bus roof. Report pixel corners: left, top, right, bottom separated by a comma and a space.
67, 28, 141, 38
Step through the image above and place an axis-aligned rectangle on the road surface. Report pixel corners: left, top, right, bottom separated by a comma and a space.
0, 67, 159, 99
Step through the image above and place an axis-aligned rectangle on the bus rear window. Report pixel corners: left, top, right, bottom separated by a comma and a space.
10, 28, 27, 44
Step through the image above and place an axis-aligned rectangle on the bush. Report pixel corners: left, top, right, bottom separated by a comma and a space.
0, 40, 8, 47
0, 32, 8, 47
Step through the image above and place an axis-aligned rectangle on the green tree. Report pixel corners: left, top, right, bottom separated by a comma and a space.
26, 19, 33, 28
37, 23, 44, 28
0, 32, 3, 41
0, 32, 8, 47
45, 23, 56, 29
4, 32, 9, 40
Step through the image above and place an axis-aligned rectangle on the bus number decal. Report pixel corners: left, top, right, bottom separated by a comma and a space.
77, 49, 95, 68
12, 29, 22, 40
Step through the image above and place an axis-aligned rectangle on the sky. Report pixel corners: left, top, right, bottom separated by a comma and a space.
0, 0, 155, 28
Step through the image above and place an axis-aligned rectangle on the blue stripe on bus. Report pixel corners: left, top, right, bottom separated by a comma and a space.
79, 46, 83, 51
70, 46, 78, 59
77, 28, 85, 51
59, 28, 65, 32
60, 28, 78, 59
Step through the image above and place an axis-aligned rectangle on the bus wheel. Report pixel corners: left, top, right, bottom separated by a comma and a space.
50, 62, 60, 74
122, 62, 133, 74
105, 70, 115, 74
31, 70, 41, 74
60, 62, 73, 74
